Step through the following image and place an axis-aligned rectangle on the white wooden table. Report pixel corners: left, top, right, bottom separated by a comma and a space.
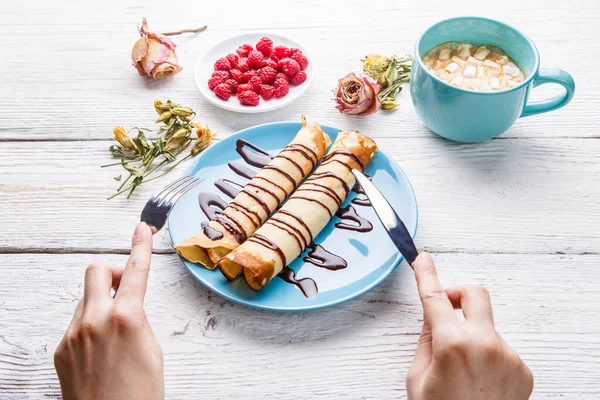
1, 0, 599, 398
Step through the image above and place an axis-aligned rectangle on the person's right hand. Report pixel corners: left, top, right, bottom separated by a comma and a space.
406, 252, 534, 400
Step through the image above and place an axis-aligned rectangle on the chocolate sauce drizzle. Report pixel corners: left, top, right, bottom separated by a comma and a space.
198, 192, 227, 220
350, 175, 372, 206
335, 205, 374, 232
196, 138, 378, 298
201, 221, 223, 240
303, 243, 348, 270
279, 267, 318, 299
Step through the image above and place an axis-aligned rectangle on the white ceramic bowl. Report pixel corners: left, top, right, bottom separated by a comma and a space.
194, 32, 314, 113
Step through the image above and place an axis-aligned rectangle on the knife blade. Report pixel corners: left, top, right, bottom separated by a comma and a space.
351, 169, 418, 267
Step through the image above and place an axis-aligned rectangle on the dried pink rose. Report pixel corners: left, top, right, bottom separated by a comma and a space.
333, 73, 381, 116
132, 18, 182, 79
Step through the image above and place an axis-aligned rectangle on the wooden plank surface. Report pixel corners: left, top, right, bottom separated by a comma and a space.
0, 253, 599, 399
0, 0, 598, 141
1, 137, 599, 254
1, 0, 599, 398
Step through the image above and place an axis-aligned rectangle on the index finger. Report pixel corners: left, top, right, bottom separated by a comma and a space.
116, 222, 153, 306
413, 252, 458, 332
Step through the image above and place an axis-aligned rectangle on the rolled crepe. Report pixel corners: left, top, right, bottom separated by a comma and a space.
218, 130, 377, 289
175, 117, 331, 269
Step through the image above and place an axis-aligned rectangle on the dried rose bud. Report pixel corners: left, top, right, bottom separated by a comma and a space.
170, 107, 194, 118
154, 99, 173, 115
333, 73, 381, 116
132, 18, 182, 79
156, 111, 173, 123
164, 136, 189, 153
191, 125, 216, 156
381, 99, 400, 110
112, 126, 137, 153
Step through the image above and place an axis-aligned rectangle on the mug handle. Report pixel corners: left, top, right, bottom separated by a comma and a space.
521, 68, 575, 117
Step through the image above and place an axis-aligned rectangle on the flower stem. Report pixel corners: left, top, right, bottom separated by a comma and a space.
117, 173, 133, 191
162, 26, 207, 36
107, 154, 192, 200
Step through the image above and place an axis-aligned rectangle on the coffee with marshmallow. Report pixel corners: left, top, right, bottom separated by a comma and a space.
422, 42, 525, 91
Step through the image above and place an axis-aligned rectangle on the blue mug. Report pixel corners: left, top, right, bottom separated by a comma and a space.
411, 17, 575, 142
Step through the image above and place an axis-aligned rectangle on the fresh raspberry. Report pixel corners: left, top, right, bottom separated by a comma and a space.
211, 71, 230, 80
270, 53, 281, 63
278, 58, 301, 77
237, 83, 254, 93
261, 58, 278, 69
260, 85, 275, 100
273, 84, 289, 98
225, 79, 239, 93
289, 48, 302, 56
238, 90, 260, 106
289, 71, 307, 85
274, 72, 289, 88
249, 75, 263, 92
207, 76, 226, 91
236, 44, 253, 58
214, 57, 231, 71
229, 69, 243, 82
273, 45, 291, 60
256, 37, 274, 56
237, 58, 250, 73
247, 50, 264, 68
291, 53, 309, 70
239, 70, 256, 83
225, 53, 239, 69
258, 66, 277, 84
214, 83, 233, 100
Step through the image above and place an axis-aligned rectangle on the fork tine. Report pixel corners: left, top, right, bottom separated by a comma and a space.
161, 177, 200, 206
152, 176, 192, 203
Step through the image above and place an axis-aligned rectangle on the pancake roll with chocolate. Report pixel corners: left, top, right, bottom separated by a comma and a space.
175, 117, 331, 269
218, 130, 377, 290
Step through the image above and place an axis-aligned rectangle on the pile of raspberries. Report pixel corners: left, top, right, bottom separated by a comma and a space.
207, 37, 309, 107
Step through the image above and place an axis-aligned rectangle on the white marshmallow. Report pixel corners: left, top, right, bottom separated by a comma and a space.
463, 65, 477, 78
450, 75, 464, 87
490, 77, 501, 89
458, 44, 472, 58
445, 62, 460, 73
496, 55, 509, 65
477, 66, 485, 78
480, 84, 492, 92
473, 47, 491, 60
451, 56, 467, 67
503, 65, 520, 76
483, 59, 501, 69
438, 49, 451, 60
488, 68, 501, 76
467, 56, 483, 65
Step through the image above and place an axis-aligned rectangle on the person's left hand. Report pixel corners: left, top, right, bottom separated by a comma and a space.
54, 222, 164, 400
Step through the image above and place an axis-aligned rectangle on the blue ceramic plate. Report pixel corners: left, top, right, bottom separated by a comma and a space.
168, 122, 418, 311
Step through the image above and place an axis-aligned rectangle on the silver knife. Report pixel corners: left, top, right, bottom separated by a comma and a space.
351, 169, 418, 267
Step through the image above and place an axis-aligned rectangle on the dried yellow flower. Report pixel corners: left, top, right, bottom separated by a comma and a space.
164, 136, 188, 153
170, 107, 194, 117
381, 99, 400, 110
363, 54, 392, 80
156, 111, 173, 123
112, 126, 137, 152
154, 99, 172, 115
191, 125, 216, 155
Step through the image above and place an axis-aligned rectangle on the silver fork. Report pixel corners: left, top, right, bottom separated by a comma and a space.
140, 175, 200, 233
